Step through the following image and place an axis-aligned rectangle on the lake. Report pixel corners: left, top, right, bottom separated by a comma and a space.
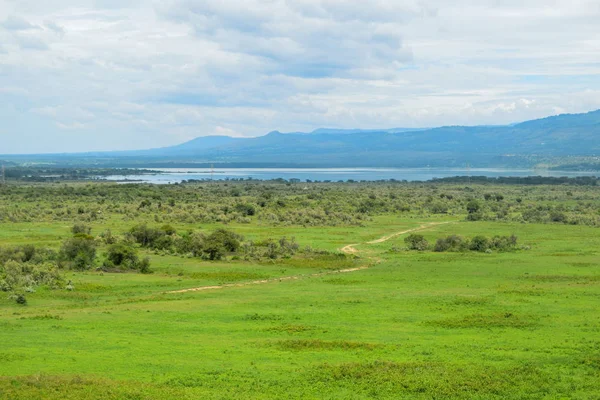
103, 168, 598, 184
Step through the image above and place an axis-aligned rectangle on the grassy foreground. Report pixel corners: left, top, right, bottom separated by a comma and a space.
1, 184, 599, 399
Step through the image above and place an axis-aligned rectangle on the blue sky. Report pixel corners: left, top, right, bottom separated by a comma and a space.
1, 0, 600, 153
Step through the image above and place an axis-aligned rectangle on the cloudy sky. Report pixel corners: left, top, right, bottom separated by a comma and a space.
1, 0, 600, 153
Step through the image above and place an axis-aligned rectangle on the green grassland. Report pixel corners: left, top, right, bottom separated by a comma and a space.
0, 181, 599, 399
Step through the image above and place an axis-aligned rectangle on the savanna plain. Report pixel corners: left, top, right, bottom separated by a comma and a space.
0, 179, 599, 399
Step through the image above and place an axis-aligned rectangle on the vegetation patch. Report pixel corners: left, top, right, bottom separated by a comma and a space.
265, 324, 316, 334
426, 312, 538, 329
522, 275, 600, 283
243, 313, 284, 321
0, 375, 188, 400
307, 361, 553, 398
396, 234, 521, 253
322, 278, 364, 285
500, 288, 546, 297
0, 353, 27, 362
20, 314, 62, 321
580, 354, 600, 370
279, 254, 357, 270
568, 262, 596, 268
189, 271, 268, 283
451, 296, 492, 306
74, 283, 110, 292
274, 339, 381, 351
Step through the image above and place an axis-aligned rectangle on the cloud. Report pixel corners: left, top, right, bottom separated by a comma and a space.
0, 0, 600, 153
158, 0, 415, 79
1, 15, 39, 31
15, 34, 49, 50
44, 20, 65, 36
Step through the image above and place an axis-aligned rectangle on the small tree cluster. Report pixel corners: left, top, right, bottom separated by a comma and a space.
242, 237, 300, 260
404, 234, 429, 251
466, 200, 483, 221
127, 224, 304, 261
59, 233, 97, 271
433, 234, 518, 252
103, 242, 151, 273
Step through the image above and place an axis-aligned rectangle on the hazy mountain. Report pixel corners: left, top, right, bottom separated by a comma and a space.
3, 110, 600, 168
142, 136, 241, 156
143, 109, 600, 167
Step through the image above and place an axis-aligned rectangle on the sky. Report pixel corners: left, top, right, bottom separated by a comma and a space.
1, 0, 600, 154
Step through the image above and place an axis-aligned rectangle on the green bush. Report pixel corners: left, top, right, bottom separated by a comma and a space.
103, 242, 152, 273
106, 243, 139, 268
235, 203, 256, 216
490, 235, 518, 251
129, 224, 163, 247
469, 236, 490, 252
71, 223, 92, 235
207, 229, 242, 253
0, 260, 64, 293
138, 257, 152, 274
434, 235, 465, 252
404, 234, 429, 251
59, 234, 97, 270
15, 293, 27, 305
466, 200, 480, 213
160, 224, 177, 236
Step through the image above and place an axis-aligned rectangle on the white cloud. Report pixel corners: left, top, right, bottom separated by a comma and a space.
1, 15, 39, 31
0, 0, 599, 153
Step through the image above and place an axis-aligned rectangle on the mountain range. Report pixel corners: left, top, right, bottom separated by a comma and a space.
3, 110, 600, 169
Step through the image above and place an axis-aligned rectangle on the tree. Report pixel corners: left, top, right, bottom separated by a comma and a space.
202, 229, 243, 260
71, 223, 92, 235
106, 242, 139, 268
469, 235, 489, 252
129, 224, 162, 247
207, 229, 242, 252
404, 234, 429, 251
466, 199, 483, 221
59, 234, 97, 270
466, 200, 480, 213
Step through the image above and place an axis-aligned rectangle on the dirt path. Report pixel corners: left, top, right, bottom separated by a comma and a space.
366, 221, 452, 244
340, 221, 452, 254
340, 244, 359, 255
166, 221, 450, 294
166, 266, 369, 294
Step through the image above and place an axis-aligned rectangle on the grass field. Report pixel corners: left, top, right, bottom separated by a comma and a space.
1, 183, 599, 399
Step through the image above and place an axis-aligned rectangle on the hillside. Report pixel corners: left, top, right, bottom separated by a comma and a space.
2, 110, 600, 168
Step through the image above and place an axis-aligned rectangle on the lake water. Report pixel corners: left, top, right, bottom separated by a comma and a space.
103, 168, 598, 184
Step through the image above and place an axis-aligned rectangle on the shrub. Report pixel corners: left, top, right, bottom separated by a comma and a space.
434, 235, 465, 252
235, 203, 256, 216
103, 241, 152, 273
0, 260, 64, 293
404, 234, 429, 251
469, 235, 490, 252
0, 245, 55, 265
466, 200, 480, 213
138, 257, 152, 274
429, 202, 448, 214
106, 243, 139, 268
71, 223, 91, 235
15, 293, 27, 305
129, 224, 162, 247
466, 199, 483, 221
207, 229, 242, 252
59, 234, 97, 270
100, 229, 117, 244
160, 224, 177, 236
490, 235, 518, 251
550, 211, 567, 223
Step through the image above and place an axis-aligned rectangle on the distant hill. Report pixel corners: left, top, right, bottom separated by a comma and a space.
3, 109, 600, 168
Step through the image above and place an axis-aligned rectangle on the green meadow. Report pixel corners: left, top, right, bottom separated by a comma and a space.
0, 181, 599, 399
